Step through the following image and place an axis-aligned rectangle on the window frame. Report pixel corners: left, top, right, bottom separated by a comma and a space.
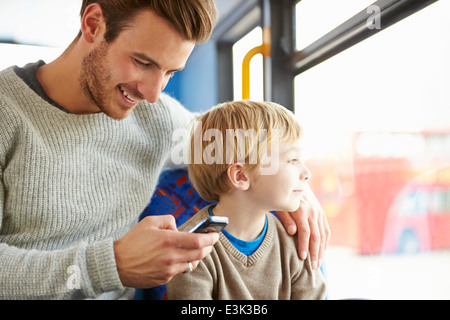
216, 0, 440, 112
290, 0, 439, 76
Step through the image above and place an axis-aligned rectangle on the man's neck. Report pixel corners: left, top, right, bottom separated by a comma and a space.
35, 42, 99, 115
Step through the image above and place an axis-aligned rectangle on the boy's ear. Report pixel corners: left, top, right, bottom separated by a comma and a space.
226, 164, 250, 191
80, 3, 106, 43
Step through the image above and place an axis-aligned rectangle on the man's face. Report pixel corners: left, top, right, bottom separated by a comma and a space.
79, 9, 195, 120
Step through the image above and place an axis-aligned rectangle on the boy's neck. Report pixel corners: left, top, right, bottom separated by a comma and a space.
212, 193, 267, 242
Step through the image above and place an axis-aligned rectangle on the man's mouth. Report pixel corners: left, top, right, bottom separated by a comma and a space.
119, 86, 139, 104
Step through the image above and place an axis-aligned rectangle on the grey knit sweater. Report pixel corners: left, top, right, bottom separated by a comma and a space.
0, 66, 193, 299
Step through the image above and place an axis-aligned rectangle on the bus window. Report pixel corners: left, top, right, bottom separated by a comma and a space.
295, 0, 375, 50
0, 0, 79, 70
0, 43, 63, 71
232, 27, 264, 101
294, 1, 450, 299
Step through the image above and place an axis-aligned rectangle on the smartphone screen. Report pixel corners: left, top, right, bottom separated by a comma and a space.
188, 216, 229, 233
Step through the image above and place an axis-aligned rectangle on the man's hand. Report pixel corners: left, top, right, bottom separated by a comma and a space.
113, 215, 219, 289
277, 185, 331, 269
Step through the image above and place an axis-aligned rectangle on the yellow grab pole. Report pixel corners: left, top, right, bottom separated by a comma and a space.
242, 26, 271, 100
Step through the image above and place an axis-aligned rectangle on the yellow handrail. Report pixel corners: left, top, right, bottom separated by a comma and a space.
242, 26, 271, 100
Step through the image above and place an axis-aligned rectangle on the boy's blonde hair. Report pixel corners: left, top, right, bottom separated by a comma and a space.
188, 100, 302, 202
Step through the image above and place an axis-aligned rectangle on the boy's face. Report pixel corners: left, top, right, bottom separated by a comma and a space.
79, 9, 195, 120
248, 139, 311, 213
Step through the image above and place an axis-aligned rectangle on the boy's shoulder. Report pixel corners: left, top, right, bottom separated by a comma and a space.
267, 213, 300, 254
267, 213, 297, 238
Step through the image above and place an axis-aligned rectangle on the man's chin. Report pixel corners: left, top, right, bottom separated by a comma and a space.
100, 104, 135, 120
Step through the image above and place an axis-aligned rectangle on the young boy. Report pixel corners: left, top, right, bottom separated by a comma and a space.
166, 100, 327, 300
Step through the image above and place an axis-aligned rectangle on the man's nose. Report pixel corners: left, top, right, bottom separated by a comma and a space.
139, 72, 167, 103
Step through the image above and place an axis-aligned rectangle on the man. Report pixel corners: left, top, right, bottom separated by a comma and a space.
0, 0, 330, 299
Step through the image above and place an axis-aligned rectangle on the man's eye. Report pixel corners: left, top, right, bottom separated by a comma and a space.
289, 159, 299, 164
134, 59, 150, 67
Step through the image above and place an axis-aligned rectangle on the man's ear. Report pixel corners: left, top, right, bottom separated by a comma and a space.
80, 3, 106, 43
226, 164, 250, 191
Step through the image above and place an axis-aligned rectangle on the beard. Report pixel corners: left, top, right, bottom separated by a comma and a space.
78, 41, 131, 120
79, 41, 111, 112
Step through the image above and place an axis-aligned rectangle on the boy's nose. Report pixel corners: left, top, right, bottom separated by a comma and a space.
301, 165, 311, 181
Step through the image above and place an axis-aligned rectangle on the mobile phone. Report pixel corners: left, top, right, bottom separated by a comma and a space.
188, 216, 229, 234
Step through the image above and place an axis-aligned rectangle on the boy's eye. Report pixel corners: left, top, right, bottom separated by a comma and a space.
289, 159, 299, 164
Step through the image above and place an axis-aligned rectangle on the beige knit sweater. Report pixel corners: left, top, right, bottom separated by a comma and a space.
167, 205, 327, 300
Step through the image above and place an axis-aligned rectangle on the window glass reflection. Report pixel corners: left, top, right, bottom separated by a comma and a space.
295, 1, 450, 299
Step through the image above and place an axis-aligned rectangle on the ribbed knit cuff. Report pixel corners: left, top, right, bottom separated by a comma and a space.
85, 237, 125, 296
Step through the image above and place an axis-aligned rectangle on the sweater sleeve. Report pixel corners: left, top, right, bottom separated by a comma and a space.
290, 254, 327, 300
0, 235, 125, 299
0, 168, 124, 299
158, 93, 198, 169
